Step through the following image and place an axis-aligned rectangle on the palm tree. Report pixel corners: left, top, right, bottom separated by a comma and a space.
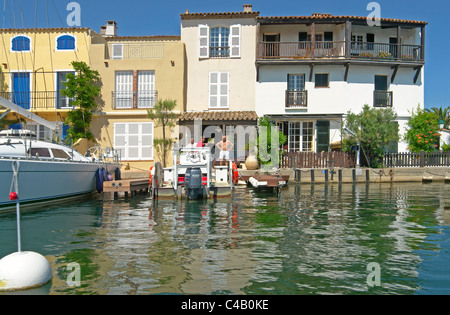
425, 106, 450, 129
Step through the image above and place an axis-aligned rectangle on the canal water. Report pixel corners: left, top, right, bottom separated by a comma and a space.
0, 182, 449, 295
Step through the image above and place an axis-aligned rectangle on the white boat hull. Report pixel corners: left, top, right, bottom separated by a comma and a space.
0, 158, 119, 210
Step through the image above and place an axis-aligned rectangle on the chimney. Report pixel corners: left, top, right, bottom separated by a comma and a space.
101, 20, 117, 37
243, 4, 252, 13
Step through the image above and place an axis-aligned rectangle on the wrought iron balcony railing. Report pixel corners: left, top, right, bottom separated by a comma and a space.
0, 91, 75, 110
286, 90, 308, 108
112, 91, 158, 109
258, 41, 423, 62
373, 90, 393, 107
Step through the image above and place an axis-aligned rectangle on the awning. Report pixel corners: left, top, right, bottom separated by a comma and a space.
179, 111, 259, 123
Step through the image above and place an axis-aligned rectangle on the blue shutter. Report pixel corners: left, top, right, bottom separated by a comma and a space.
12, 36, 30, 51
57, 35, 75, 50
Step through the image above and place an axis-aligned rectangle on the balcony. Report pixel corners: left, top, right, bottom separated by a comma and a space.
261, 41, 345, 59
210, 46, 230, 58
373, 91, 393, 107
286, 90, 308, 108
0, 91, 75, 111
258, 41, 423, 63
112, 91, 158, 109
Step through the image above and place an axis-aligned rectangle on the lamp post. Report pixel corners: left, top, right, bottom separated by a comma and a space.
344, 127, 360, 168
438, 119, 445, 130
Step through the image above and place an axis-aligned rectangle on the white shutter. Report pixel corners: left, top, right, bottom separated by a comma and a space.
199, 24, 209, 58
141, 122, 154, 160
137, 71, 155, 108
209, 72, 229, 108
230, 24, 241, 58
114, 122, 154, 160
209, 72, 218, 108
112, 43, 123, 59
219, 72, 229, 107
115, 71, 133, 108
114, 123, 127, 160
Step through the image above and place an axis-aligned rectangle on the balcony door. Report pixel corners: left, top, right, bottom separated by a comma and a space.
137, 71, 155, 108
115, 71, 133, 108
12, 72, 30, 109
287, 74, 306, 107
263, 34, 280, 57
57, 71, 75, 109
374, 75, 391, 107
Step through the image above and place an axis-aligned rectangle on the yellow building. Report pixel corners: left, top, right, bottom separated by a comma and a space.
0, 23, 186, 171
90, 21, 186, 171
0, 27, 103, 138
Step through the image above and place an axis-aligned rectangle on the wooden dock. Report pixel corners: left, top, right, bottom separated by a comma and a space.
103, 178, 149, 198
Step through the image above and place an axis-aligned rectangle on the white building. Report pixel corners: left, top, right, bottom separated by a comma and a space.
179, 5, 259, 161
255, 13, 427, 153
179, 6, 427, 156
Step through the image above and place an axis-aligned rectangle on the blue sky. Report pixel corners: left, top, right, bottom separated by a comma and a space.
2, 0, 448, 109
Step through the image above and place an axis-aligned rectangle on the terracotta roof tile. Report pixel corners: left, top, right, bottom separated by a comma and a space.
257, 14, 427, 25
179, 111, 259, 122
181, 11, 260, 20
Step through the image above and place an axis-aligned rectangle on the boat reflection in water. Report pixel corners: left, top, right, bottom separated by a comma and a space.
1, 181, 449, 294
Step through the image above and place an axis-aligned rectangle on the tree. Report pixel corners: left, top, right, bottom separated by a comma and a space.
344, 105, 399, 168
254, 117, 287, 167
405, 106, 440, 152
147, 99, 177, 168
425, 106, 450, 129
61, 61, 101, 142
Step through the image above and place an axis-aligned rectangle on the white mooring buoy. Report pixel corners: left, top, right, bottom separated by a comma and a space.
0, 161, 52, 291
0, 251, 52, 291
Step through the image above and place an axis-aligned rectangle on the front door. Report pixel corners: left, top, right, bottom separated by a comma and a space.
12, 72, 30, 109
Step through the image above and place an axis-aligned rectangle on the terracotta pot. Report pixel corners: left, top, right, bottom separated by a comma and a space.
245, 155, 259, 170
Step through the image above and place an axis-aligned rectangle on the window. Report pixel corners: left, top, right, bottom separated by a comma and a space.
114, 122, 154, 160
315, 74, 329, 88
286, 74, 307, 107
115, 71, 133, 108
288, 74, 305, 91
51, 149, 71, 159
56, 35, 76, 50
210, 27, 230, 57
111, 43, 123, 59
30, 148, 51, 158
198, 24, 241, 58
351, 34, 364, 50
209, 72, 229, 108
57, 71, 75, 108
11, 36, 31, 52
288, 121, 314, 152
137, 71, 156, 108
114, 71, 156, 109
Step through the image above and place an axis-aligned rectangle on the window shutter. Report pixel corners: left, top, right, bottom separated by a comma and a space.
209, 72, 218, 108
199, 24, 209, 58
230, 24, 241, 58
112, 43, 123, 59
219, 72, 229, 107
